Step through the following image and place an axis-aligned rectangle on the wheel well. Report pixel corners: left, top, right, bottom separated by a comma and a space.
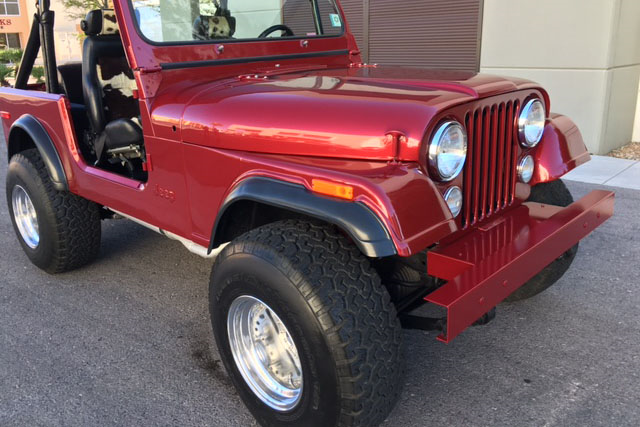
6, 116, 68, 191
213, 200, 315, 247
210, 177, 398, 258
7, 127, 37, 160
214, 200, 435, 315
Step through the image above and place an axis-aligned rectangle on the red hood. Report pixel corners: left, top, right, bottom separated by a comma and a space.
163, 66, 545, 161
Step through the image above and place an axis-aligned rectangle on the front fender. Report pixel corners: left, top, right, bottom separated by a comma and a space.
531, 113, 591, 185
210, 177, 397, 258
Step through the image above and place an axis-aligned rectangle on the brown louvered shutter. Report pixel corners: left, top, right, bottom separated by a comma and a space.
283, 0, 345, 37
340, 0, 482, 71
339, 0, 365, 54
283, 0, 316, 36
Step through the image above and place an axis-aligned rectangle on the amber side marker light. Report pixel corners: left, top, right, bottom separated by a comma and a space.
311, 179, 354, 200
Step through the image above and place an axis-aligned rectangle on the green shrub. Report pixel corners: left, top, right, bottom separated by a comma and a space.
0, 63, 14, 86
31, 66, 45, 84
0, 49, 23, 64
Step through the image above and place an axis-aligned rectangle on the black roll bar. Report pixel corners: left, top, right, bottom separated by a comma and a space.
13, 12, 40, 89
14, 0, 60, 93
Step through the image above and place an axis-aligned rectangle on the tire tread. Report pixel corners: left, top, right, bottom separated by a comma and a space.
9, 149, 101, 273
216, 220, 403, 427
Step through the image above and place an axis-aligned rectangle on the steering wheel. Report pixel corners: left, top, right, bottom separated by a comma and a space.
258, 24, 294, 38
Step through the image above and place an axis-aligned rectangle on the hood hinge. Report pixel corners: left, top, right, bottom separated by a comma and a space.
385, 131, 407, 164
139, 66, 162, 74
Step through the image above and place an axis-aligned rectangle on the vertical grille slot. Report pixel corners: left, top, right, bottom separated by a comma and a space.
462, 100, 519, 228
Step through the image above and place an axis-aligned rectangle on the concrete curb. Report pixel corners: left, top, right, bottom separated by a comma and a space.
563, 155, 640, 190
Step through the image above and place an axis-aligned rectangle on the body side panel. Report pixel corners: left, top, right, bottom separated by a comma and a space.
0, 89, 193, 240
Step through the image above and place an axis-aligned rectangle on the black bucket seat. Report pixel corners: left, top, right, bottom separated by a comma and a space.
81, 9, 143, 163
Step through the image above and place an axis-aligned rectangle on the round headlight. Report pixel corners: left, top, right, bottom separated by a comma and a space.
517, 155, 535, 183
518, 99, 546, 147
444, 186, 463, 218
428, 121, 468, 181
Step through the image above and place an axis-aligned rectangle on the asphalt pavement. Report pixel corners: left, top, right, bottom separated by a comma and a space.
1, 144, 639, 427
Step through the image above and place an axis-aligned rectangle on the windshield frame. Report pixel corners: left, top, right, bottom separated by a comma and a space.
127, 0, 346, 47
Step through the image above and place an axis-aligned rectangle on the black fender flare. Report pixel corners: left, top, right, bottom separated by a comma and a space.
7, 115, 68, 191
210, 177, 397, 258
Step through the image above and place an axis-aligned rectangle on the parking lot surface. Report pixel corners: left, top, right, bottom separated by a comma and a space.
1, 146, 639, 426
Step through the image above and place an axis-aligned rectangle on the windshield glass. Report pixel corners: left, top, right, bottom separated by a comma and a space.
131, 0, 344, 43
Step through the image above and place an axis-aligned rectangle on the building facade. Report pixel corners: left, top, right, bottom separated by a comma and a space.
3, 0, 639, 150
634, 85, 640, 143
479, 0, 640, 154
0, 0, 82, 60
0, 0, 30, 50
48, 0, 84, 63
341, 0, 483, 72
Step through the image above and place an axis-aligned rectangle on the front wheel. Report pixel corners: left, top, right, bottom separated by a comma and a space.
209, 220, 403, 427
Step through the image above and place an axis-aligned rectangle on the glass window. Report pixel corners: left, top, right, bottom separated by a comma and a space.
131, 0, 344, 44
0, 33, 21, 49
0, 0, 20, 16
6, 32, 19, 48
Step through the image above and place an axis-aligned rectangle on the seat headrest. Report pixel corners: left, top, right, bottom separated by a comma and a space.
193, 15, 236, 40
81, 9, 119, 36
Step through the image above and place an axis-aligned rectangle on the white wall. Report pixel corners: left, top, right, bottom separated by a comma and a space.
26, 0, 84, 62
633, 82, 640, 142
231, 0, 280, 39
480, 0, 640, 154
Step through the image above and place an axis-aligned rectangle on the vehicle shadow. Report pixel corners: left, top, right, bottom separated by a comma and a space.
98, 218, 164, 263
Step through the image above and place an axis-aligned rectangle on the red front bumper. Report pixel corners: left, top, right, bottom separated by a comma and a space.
425, 190, 615, 343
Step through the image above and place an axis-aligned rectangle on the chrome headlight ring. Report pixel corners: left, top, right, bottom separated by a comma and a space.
518, 99, 546, 147
428, 121, 468, 182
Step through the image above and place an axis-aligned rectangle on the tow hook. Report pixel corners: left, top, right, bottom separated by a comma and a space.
472, 308, 496, 326
400, 307, 496, 332
399, 315, 446, 332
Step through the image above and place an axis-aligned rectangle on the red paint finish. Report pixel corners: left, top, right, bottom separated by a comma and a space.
0, 0, 612, 343
426, 190, 614, 343
168, 68, 547, 164
531, 113, 591, 185
180, 148, 457, 256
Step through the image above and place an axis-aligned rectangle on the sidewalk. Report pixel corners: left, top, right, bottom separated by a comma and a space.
563, 155, 640, 190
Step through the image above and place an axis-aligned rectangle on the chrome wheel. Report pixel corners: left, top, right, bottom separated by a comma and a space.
227, 295, 303, 411
11, 185, 39, 249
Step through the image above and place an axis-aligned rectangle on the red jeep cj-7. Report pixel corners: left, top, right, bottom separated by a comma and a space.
1, 0, 614, 425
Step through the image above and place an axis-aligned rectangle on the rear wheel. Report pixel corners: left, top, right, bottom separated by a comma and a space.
209, 220, 403, 427
6, 149, 101, 273
504, 179, 578, 302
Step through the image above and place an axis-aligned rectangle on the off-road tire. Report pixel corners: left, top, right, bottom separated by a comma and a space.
209, 220, 403, 427
504, 179, 578, 302
6, 148, 101, 273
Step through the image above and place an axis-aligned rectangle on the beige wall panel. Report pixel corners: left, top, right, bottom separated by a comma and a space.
633, 84, 640, 142
481, 0, 614, 69
602, 66, 640, 152
480, 67, 608, 153
51, 0, 81, 32
612, 0, 640, 67
482, 0, 640, 153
